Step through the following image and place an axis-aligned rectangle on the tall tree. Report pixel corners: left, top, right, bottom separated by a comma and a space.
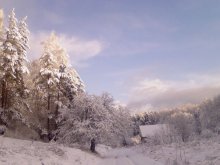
15, 16, 29, 97
0, 9, 21, 109
34, 37, 58, 112
33, 32, 85, 136
36, 33, 84, 110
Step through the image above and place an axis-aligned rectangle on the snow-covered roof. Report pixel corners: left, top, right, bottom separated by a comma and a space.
139, 124, 167, 137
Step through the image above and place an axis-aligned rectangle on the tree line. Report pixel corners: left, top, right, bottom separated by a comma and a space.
0, 9, 133, 147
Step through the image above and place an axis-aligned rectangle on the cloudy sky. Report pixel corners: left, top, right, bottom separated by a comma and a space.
1, 0, 220, 112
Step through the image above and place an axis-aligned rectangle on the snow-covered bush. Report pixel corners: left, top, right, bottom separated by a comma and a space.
56, 93, 133, 147
169, 111, 194, 142
200, 96, 220, 133
201, 129, 215, 139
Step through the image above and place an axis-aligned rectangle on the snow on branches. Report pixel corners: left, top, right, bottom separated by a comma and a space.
0, 9, 29, 109
57, 93, 133, 147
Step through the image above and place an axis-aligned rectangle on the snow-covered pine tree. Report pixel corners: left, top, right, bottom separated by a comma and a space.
34, 37, 59, 112
33, 32, 85, 138
62, 67, 85, 102
41, 32, 84, 110
15, 16, 29, 97
33, 36, 60, 135
0, 9, 21, 109
0, 9, 32, 129
46, 33, 74, 110
48, 32, 68, 67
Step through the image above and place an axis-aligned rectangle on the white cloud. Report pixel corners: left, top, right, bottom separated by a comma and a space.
127, 74, 220, 111
131, 79, 170, 97
28, 32, 103, 67
59, 34, 103, 65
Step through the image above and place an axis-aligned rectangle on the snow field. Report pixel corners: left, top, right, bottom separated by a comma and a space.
2, 135, 220, 165
0, 136, 161, 165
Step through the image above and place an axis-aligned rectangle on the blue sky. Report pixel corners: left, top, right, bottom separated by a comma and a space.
1, 0, 220, 111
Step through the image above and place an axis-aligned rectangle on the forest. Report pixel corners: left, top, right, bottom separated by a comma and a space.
0, 9, 133, 147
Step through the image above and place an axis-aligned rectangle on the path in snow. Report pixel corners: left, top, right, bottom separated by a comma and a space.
99, 155, 162, 165
98, 147, 162, 165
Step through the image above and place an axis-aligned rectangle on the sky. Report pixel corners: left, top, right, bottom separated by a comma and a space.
1, 0, 220, 112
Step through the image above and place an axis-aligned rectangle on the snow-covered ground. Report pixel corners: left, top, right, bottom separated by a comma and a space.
1, 136, 220, 165
0, 136, 161, 165
0, 136, 99, 165
137, 136, 220, 165
98, 147, 162, 165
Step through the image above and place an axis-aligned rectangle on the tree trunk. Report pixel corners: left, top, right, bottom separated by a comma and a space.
85, 108, 88, 120
47, 75, 50, 111
3, 81, 8, 109
56, 90, 59, 116
56, 75, 62, 117
48, 94, 50, 111
5, 87, 8, 109
47, 75, 50, 135
1, 81, 5, 108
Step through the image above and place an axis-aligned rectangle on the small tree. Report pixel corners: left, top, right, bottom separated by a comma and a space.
169, 111, 193, 142
193, 111, 201, 135
200, 96, 220, 133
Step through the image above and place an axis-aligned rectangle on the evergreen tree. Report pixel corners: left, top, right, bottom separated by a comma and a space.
33, 32, 85, 136
15, 16, 29, 97
0, 9, 21, 109
34, 36, 59, 112
34, 33, 85, 112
